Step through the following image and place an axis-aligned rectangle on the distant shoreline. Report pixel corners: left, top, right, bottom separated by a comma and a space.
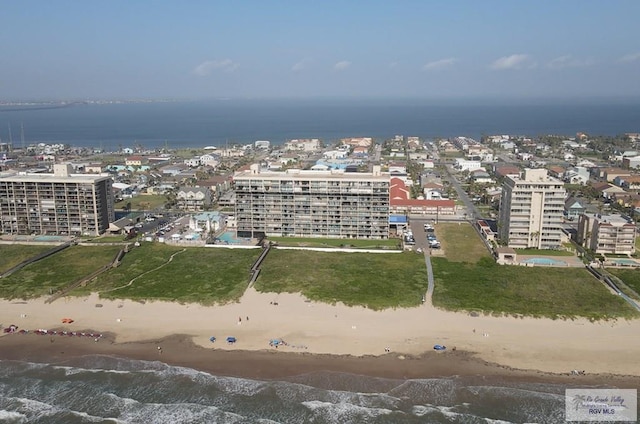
0, 99, 638, 150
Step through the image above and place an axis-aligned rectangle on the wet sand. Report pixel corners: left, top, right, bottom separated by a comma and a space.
2, 332, 639, 389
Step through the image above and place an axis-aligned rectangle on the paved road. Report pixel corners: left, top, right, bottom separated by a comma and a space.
441, 164, 482, 221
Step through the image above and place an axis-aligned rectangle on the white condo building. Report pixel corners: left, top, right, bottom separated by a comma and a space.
498, 168, 566, 249
233, 165, 390, 239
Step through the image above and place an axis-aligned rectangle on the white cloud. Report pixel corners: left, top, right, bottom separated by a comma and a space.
620, 52, 640, 63
422, 58, 457, 70
291, 59, 310, 72
490, 54, 532, 70
333, 60, 351, 71
547, 55, 594, 69
192, 59, 239, 76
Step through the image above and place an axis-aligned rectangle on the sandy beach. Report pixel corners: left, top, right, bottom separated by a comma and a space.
2, 288, 640, 383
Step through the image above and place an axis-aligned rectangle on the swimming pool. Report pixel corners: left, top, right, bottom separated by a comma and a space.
522, 257, 567, 266
217, 231, 243, 244
33, 235, 68, 242
610, 258, 640, 266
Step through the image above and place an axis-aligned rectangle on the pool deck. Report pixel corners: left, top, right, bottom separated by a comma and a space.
516, 254, 585, 267
604, 258, 640, 268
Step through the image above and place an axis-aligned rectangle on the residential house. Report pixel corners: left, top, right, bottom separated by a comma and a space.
563, 167, 590, 185
423, 182, 445, 200
284, 139, 321, 152
176, 186, 212, 211
564, 197, 586, 221
184, 157, 201, 167
454, 159, 482, 172
125, 156, 144, 167
614, 175, 640, 190
548, 166, 566, 179
254, 140, 270, 149
591, 182, 627, 199
596, 167, 631, 182
622, 156, 640, 169
406, 137, 421, 150
470, 169, 493, 184
323, 150, 348, 160
614, 192, 640, 209
340, 137, 372, 148
199, 154, 219, 168
352, 146, 369, 157
493, 165, 520, 179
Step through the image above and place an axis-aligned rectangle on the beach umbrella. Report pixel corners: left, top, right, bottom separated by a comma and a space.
209, 336, 216, 342
226, 336, 237, 343
433, 344, 446, 351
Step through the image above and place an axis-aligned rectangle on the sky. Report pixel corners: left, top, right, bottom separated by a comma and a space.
1, 1, 640, 101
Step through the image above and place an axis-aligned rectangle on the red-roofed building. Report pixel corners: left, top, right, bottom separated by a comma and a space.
389, 178, 456, 215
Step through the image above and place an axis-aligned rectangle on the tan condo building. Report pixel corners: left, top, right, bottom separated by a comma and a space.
498, 168, 566, 249
577, 213, 636, 255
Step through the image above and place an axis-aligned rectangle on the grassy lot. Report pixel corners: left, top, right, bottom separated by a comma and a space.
0, 244, 54, 275
115, 194, 166, 211
84, 235, 130, 243
607, 268, 640, 301
514, 248, 575, 257
255, 250, 428, 309
267, 237, 401, 250
0, 245, 122, 299
74, 243, 260, 305
437, 223, 491, 263
431, 257, 637, 320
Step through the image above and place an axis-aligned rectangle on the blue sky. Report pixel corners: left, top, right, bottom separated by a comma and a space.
1, 1, 639, 100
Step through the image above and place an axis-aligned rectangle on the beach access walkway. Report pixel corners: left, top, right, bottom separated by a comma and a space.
423, 250, 434, 306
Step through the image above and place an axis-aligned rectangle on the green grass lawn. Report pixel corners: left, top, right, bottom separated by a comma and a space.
607, 268, 640, 300
431, 257, 637, 320
83, 235, 130, 243
0, 245, 122, 299
75, 243, 260, 304
437, 222, 491, 263
115, 194, 167, 211
255, 250, 428, 309
267, 237, 400, 250
0, 244, 54, 274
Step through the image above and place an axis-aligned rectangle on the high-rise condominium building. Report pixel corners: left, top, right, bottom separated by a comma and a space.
498, 168, 566, 249
233, 165, 390, 239
0, 164, 114, 236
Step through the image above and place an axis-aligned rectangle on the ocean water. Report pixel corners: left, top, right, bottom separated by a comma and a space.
1, 98, 639, 151
0, 355, 582, 423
